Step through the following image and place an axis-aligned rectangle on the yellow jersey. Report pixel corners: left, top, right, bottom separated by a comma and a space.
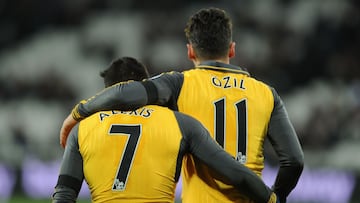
79, 106, 182, 202
178, 65, 274, 203
55, 104, 276, 203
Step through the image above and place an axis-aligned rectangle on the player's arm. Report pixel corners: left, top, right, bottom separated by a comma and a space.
53, 124, 84, 203
73, 81, 150, 120
73, 71, 183, 120
267, 88, 304, 202
174, 112, 278, 203
59, 80, 151, 147
60, 71, 183, 148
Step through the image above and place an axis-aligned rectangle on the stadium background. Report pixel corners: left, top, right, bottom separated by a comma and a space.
0, 0, 359, 202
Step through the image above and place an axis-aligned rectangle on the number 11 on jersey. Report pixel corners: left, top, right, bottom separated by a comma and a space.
213, 98, 247, 164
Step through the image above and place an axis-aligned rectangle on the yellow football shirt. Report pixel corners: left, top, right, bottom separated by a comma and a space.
77, 106, 182, 203
178, 66, 274, 203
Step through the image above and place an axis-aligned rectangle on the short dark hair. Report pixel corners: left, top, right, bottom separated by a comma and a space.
100, 57, 150, 87
184, 7, 233, 60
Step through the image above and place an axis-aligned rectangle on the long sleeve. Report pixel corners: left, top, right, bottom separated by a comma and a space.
72, 72, 184, 121
267, 88, 304, 202
52, 125, 84, 202
73, 81, 149, 120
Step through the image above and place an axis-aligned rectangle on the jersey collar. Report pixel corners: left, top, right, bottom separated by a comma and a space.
196, 61, 250, 76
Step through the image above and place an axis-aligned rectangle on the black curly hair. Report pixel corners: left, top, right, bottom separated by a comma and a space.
100, 57, 150, 87
184, 7, 233, 60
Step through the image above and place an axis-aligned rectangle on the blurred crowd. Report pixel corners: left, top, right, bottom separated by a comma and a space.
0, 0, 359, 199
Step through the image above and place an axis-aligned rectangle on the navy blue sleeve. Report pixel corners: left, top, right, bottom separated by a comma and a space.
75, 72, 184, 119
146, 71, 184, 110
267, 88, 304, 202
76, 81, 149, 119
52, 125, 84, 203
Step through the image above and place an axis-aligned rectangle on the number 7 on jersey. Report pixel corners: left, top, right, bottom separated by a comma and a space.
109, 124, 141, 191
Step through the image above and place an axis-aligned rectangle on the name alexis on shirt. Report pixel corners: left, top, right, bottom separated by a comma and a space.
99, 108, 154, 121
211, 75, 246, 90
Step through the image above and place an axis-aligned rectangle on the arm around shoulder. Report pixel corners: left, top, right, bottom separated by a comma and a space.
176, 112, 277, 203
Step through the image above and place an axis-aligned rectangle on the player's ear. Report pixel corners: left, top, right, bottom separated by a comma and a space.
229, 42, 235, 58
187, 43, 196, 60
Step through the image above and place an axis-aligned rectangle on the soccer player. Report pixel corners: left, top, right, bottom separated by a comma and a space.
60, 8, 304, 203
53, 57, 279, 203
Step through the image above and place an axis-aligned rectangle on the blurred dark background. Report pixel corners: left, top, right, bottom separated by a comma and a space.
0, 0, 359, 202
